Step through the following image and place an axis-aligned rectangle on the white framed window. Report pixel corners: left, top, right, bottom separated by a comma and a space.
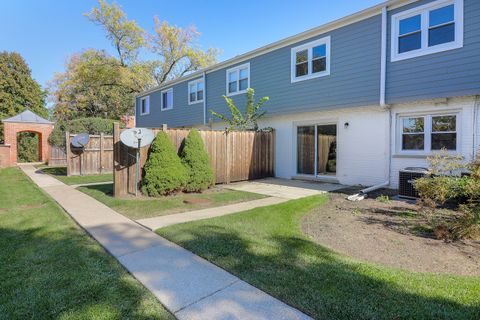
188, 79, 204, 105
161, 88, 173, 111
397, 113, 459, 154
226, 63, 250, 96
139, 96, 150, 115
391, 0, 463, 62
291, 36, 331, 83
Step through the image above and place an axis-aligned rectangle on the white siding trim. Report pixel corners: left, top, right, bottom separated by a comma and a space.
188, 78, 204, 105
139, 96, 150, 115
290, 36, 331, 83
393, 109, 462, 156
390, 0, 464, 62
161, 88, 173, 111
225, 63, 250, 97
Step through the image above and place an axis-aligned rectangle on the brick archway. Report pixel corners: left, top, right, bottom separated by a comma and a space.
1, 110, 54, 166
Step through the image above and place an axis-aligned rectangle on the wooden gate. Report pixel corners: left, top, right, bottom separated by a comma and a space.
66, 133, 114, 176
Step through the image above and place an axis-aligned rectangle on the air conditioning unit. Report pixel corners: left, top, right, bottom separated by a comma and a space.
399, 167, 429, 199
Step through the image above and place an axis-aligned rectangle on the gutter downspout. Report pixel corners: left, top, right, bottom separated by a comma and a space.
380, 6, 387, 107
202, 71, 207, 126
348, 6, 390, 201
473, 95, 480, 160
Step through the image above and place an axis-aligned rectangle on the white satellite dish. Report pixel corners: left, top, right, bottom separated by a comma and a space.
119, 128, 155, 197
120, 128, 155, 148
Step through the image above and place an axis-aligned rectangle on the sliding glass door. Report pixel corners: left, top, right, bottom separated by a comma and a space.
297, 124, 337, 176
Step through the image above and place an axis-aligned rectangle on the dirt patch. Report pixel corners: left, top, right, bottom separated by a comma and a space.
19, 203, 45, 210
0, 208, 7, 214
301, 189, 480, 275
183, 198, 212, 205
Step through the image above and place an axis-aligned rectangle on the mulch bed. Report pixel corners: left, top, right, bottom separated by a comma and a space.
301, 188, 480, 275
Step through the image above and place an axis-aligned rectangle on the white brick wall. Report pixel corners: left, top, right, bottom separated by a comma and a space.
212, 95, 480, 189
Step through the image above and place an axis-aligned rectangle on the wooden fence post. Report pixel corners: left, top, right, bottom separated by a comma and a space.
99, 132, 104, 174
113, 122, 123, 197
225, 131, 231, 184
65, 131, 71, 176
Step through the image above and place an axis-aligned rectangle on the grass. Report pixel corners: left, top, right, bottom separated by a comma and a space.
38, 166, 112, 185
0, 167, 174, 319
157, 195, 480, 320
78, 183, 266, 220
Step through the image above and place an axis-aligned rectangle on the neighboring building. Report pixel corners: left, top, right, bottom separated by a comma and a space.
135, 0, 480, 188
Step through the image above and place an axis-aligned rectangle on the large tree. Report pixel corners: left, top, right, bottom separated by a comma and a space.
49, 49, 151, 121
49, 0, 219, 122
0, 51, 48, 142
150, 17, 219, 85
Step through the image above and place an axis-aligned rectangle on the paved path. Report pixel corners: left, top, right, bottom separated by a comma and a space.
20, 165, 311, 320
225, 178, 345, 199
137, 197, 288, 230
138, 177, 344, 230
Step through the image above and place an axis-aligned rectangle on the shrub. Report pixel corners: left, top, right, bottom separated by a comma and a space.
181, 129, 214, 192
141, 131, 187, 196
414, 150, 480, 240
17, 132, 39, 162
48, 117, 119, 148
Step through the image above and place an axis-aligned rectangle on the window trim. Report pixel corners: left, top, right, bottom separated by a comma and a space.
396, 111, 460, 155
291, 36, 331, 83
139, 96, 150, 115
391, 0, 463, 62
188, 78, 204, 105
160, 88, 173, 111
225, 63, 250, 97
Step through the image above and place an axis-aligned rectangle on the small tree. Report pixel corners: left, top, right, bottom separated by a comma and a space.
181, 129, 214, 192
142, 131, 187, 196
210, 88, 269, 131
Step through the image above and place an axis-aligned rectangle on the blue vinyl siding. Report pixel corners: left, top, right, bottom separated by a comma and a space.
386, 0, 480, 104
136, 77, 204, 128
207, 15, 382, 121
136, 0, 480, 128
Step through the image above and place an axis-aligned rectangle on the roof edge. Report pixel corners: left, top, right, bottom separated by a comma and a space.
137, 0, 418, 98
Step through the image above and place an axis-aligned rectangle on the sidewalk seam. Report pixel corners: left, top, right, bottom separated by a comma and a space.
173, 279, 241, 314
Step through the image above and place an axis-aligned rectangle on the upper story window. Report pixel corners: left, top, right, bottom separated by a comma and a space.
398, 113, 458, 153
161, 88, 173, 111
391, 0, 463, 62
188, 79, 204, 105
226, 63, 250, 96
140, 96, 150, 115
291, 36, 331, 83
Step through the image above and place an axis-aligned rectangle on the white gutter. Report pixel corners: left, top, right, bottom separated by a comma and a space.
380, 6, 387, 107
202, 71, 207, 126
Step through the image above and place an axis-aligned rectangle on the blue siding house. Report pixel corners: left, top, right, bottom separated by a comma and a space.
136, 0, 480, 188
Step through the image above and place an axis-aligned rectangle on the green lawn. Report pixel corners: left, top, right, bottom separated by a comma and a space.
158, 195, 480, 320
0, 167, 173, 319
78, 183, 266, 220
39, 166, 112, 185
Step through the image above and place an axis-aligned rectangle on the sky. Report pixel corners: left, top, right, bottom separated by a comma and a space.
0, 0, 382, 88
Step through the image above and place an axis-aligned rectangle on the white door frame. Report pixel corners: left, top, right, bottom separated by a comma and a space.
293, 119, 338, 178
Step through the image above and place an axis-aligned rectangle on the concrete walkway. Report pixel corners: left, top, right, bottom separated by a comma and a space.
20, 165, 311, 320
137, 197, 288, 230
137, 177, 344, 230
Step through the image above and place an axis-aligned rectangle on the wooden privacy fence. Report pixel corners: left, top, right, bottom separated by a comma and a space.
113, 123, 275, 197
49, 146, 67, 166
66, 132, 114, 176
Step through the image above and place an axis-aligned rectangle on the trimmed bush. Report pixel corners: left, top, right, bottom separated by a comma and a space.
48, 117, 120, 148
181, 129, 214, 192
142, 131, 187, 196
